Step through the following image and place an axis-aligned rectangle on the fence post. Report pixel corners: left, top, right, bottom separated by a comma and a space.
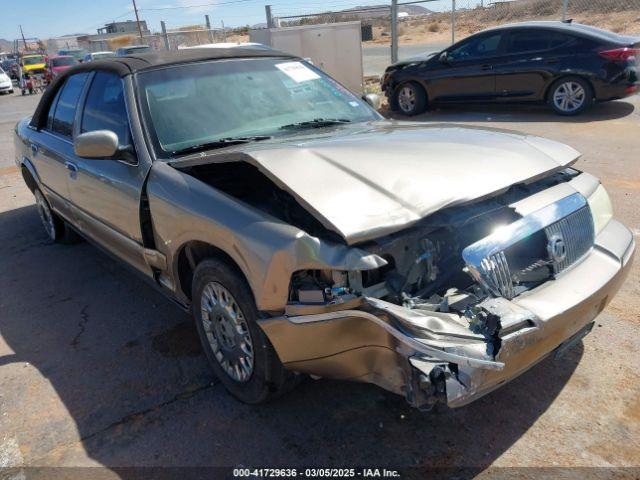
265, 5, 274, 28
160, 21, 170, 50
205, 15, 214, 43
391, 0, 398, 64
562, 0, 569, 21
451, 0, 456, 44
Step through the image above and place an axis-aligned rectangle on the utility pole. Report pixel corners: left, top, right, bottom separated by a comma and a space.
161, 21, 170, 50
451, 0, 456, 44
221, 20, 227, 42
131, 0, 144, 42
265, 5, 274, 29
390, 0, 398, 64
562, 0, 569, 21
205, 15, 214, 43
19, 25, 28, 50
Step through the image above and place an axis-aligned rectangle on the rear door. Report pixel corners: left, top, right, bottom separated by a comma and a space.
427, 32, 505, 102
67, 71, 152, 275
493, 29, 574, 100
28, 72, 90, 221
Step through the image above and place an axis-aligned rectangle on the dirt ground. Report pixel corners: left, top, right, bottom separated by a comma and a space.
0, 88, 639, 479
363, 8, 640, 46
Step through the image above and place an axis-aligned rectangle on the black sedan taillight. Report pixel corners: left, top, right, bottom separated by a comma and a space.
599, 47, 640, 63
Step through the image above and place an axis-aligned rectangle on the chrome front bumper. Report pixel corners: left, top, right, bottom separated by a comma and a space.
259, 219, 634, 409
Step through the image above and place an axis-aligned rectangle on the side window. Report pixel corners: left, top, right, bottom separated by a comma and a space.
506, 30, 553, 54
51, 73, 89, 137
448, 33, 503, 61
81, 72, 130, 144
46, 87, 63, 130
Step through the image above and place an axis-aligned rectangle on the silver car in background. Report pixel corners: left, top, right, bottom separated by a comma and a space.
13, 49, 634, 410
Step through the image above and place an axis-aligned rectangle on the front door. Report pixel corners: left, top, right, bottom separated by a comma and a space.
67, 72, 152, 275
427, 32, 505, 102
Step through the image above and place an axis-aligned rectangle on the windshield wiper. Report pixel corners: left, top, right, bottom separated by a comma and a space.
279, 118, 352, 130
171, 136, 271, 156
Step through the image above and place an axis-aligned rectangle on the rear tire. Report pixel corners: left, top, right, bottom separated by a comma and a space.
192, 259, 298, 404
395, 82, 428, 116
34, 190, 82, 244
548, 76, 593, 116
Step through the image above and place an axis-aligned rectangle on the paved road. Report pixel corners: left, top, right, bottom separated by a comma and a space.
0, 76, 639, 475
362, 42, 447, 77
0, 85, 39, 170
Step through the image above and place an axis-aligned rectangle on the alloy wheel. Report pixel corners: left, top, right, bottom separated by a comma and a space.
398, 86, 416, 113
553, 81, 586, 113
200, 281, 254, 383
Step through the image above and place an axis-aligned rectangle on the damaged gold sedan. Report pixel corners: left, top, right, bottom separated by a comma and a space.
14, 49, 634, 410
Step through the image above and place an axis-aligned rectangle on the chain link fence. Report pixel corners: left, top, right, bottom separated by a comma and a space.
275, 0, 640, 37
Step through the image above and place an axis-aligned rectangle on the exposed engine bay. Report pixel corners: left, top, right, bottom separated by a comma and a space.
181, 159, 579, 351
175, 158, 629, 410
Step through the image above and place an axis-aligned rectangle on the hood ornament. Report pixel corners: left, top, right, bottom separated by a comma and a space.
547, 233, 567, 264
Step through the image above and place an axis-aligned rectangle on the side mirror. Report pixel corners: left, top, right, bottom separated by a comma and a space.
363, 93, 382, 110
74, 130, 119, 159
439, 52, 449, 63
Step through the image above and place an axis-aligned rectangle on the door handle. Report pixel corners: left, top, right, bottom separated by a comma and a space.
64, 161, 78, 173
480, 64, 492, 71
30, 144, 38, 156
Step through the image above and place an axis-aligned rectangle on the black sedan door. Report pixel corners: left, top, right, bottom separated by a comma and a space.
493, 29, 574, 101
426, 31, 506, 102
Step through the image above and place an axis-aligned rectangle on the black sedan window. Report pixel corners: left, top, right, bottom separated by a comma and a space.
506, 31, 572, 54
50, 73, 89, 138
448, 33, 502, 61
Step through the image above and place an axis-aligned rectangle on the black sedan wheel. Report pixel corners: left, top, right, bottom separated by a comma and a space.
395, 82, 427, 116
548, 77, 593, 116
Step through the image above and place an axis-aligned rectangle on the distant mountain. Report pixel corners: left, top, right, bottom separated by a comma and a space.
339, 3, 433, 19
0, 38, 13, 52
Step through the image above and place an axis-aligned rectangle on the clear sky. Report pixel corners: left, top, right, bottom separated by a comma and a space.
0, 0, 444, 41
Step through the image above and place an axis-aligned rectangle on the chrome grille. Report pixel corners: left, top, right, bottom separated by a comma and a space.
462, 193, 595, 300
544, 206, 594, 274
480, 252, 515, 300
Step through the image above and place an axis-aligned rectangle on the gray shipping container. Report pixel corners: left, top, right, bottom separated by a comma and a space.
250, 21, 364, 94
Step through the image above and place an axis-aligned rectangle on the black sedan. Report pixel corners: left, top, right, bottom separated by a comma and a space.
382, 21, 639, 116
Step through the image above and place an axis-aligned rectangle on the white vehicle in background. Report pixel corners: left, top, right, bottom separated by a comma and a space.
0, 66, 13, 95
83, 51, 114, 62
178, 42, 274, 50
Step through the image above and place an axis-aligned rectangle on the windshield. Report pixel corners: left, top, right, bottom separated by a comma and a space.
138, 58, 378, 155
23, 56, 45, 66
52, 57, 78, 67
126, 46, 151, 54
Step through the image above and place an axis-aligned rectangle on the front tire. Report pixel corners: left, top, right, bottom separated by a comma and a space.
34, 189, 81, 244
395, 82, 428, 116
192, 259, 297, 404
548, 77, 593, 116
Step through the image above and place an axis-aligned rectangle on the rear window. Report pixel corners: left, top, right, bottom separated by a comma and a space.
52, 57, 78, 67
50, 73, 89, 137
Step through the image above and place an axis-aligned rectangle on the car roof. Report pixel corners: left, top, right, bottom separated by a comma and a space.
30, 47, 298, 130
63, 47, 296, 76
482, 20, 634, 43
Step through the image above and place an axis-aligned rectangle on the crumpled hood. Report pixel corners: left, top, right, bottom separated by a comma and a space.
182, 122, 581, 245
